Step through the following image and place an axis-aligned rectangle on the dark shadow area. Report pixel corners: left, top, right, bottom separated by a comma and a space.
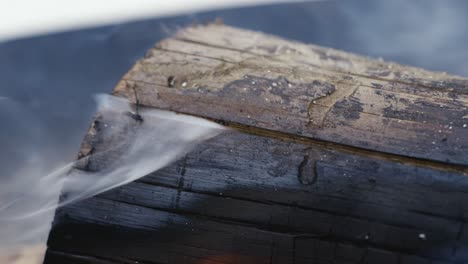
44, 184, 462, 264
44, 129, 468, 263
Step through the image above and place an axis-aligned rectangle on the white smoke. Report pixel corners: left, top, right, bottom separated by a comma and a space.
0, 94, 225, 264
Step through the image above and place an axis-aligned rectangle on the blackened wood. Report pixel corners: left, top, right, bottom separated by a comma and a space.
45, 24, 468, 264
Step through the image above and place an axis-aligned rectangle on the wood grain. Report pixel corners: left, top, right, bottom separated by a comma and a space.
45, 24, 468, 264
112, 24, 468, 165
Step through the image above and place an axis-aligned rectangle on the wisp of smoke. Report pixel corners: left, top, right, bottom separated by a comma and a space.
0, 94, 225, 264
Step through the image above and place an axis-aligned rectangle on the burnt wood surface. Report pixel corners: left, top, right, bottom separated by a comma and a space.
45, 24, 468, 264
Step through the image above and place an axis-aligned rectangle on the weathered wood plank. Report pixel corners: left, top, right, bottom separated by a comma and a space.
113, 24, 468, 165
46, 24, 468, 264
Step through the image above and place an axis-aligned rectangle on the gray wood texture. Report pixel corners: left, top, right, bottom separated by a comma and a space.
45, 24, 468, 264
